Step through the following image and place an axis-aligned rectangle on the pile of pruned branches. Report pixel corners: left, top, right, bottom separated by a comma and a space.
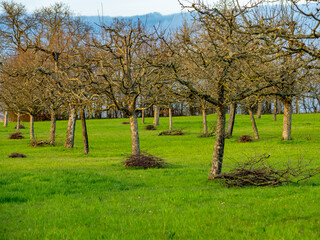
14, 124, 25, 129
9, 153, 26, 158
158, 129, 184, 136
238, 135, 253, 142
8, 132, 24, 139
215, 154, 320, 187
123, 152, 166, 169
145, 125, 156, 130
30, 140, 52, 148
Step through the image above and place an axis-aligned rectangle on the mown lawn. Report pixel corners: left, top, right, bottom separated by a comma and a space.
1, 113, 320, 239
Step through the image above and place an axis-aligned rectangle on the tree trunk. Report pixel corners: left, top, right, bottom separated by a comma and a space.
226, 103, 236, 138
29, 114, 35, 141
130, 112, 140, 155
282, 100, 292, 140
169, 106, 173, 131
296, 99, 300, 114
141, 109, 145, 124
273, 97, 277, 121
202, 107, 208, 135
16, 111, 21, 132
65, 105, 77, 148
248, 108, 259, 140
256, 102, 262, 119
3, 110, 8, 127
209, 104, 226, 180
49, 110, 56, 145
153, 105, 160, 126
80, 107, 89, 155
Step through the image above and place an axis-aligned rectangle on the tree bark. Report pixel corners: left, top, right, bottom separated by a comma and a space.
3, 110, 8, 127
296, 99, 300, 114
256, 102, 262, 119
169, 106, 173, 131
273, 97, 277, 121
226, 103, 236, 138
209, 104, 226, 180
29, 114, 35, 141
202, 107, 208, 135
248, 108, 259, 140
80, 107, 89, 155
282, 100, 292, 140
16, 111, 21, 132
153, 105, 160, 126
49, 109, 56, 145
141, 109, 145, 124
65, 105, 77, 148
130, 112, 140, 155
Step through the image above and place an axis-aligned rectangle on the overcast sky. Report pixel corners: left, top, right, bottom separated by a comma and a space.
13, 0, 184, 16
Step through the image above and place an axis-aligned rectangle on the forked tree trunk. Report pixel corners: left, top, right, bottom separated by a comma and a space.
16, 111, 21, 132
202, 107, 208, 135
49, 109, 56, 145
65, 105, 77, 148
282, 100, 292, 140
29, 114, 35, 141
130, 112, 140, 155
273, 97, 277, 121
209, 104, 226, 180
153, 105, 160, 126
169, 106, 173, 131
141, 109, 145, 124
256, 102, 262, 119
3, 110, 8, 127
80, 107, 89, 155
226, 103, 236, 138
248, 108, 259, 140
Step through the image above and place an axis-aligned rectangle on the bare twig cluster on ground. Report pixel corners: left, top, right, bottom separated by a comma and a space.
9, 153, 26, 158
145, 125, 156, 130
14, 125, 25, 129
158, 129, 184, 136
30, 140, 53, 148
238, 135, 253, 142
8, 132, 24, 139
123, 152, 166, 168
215, 154, 320, 187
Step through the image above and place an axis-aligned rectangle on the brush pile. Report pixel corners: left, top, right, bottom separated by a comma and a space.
9, 153, 26, 158
123, 152, 166, 168
237, 135, 253, 142
215, 154, 320, 187
145, 125, 156, 130
9, 132, 24, 139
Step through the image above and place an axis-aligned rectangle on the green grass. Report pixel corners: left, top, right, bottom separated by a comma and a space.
1, 113, 320, 239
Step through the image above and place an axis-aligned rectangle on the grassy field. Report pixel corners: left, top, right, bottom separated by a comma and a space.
1, 113, 320, 239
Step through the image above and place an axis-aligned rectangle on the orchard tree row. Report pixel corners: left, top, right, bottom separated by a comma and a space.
0, 0, 319, 179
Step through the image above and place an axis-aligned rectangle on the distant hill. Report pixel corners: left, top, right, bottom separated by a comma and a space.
82, 12, 192, 30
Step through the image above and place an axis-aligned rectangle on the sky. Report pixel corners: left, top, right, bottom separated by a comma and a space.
13, 0, 185, 16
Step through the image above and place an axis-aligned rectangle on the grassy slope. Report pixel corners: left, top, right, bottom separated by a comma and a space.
0, 113, 320, 239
